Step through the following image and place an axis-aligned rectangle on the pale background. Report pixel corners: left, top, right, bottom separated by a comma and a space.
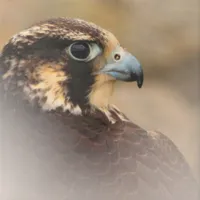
0, 0, 199, 180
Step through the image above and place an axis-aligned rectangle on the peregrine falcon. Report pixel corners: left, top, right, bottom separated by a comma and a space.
0, 18, 199, 200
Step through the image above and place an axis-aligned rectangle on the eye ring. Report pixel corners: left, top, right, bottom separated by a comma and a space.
68, 42, 92, 61
113, 53, 121, 62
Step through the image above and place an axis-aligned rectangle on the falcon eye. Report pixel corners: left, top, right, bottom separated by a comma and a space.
69, 42, 91, 61
67, 42, 102, 62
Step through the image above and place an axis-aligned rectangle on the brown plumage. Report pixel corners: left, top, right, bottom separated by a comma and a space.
0, 17, 199, 200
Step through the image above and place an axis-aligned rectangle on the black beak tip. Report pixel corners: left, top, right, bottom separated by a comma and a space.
130, 70, 144, 88
137, 74, 143, 88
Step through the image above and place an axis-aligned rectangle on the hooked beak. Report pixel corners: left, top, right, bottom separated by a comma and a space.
99, 51, 143, 88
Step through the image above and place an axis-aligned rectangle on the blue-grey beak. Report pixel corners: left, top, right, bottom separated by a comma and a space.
100, 52, 143, 88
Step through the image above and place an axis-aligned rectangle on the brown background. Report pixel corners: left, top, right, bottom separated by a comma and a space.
0, 0, 199, 180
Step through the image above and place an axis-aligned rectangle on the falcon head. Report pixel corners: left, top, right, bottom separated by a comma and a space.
1, 18, 143, 115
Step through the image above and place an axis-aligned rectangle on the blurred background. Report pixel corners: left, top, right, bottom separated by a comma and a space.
0, 0, 199, 180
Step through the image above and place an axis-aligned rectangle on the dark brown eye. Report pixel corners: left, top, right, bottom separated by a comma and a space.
69, 42, 90, 60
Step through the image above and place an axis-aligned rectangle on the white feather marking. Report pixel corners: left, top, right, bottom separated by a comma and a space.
71, 106, 82, 115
